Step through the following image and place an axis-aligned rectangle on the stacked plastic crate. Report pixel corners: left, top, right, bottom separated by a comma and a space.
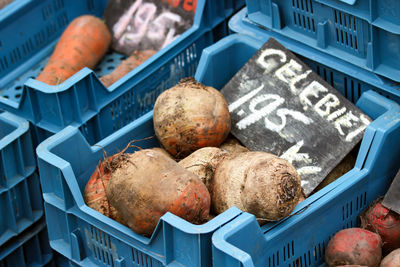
0, 111, 52, 266
0, 0, 244, 266
198, 1, 400, 266
0, 0, 242, 146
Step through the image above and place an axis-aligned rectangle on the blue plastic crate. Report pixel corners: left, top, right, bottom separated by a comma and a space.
242, 0, 400, 83
55, 253, 78, 267
192, 33, 400, 266
0, 0, 234, 145
0, 218, 53, 267
244, 0, 400, 82
229, 7, 400, 105
36, 111, 243, 267
0, 112, 42, 246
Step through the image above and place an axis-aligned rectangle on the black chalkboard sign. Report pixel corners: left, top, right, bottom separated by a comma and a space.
221, 38, 372, 196
104, 0, 195, 55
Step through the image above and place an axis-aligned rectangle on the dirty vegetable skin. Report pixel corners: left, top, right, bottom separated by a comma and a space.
210, 151, 302, 221
325, 228, 382, 267
219, 135, 249, 154
360, 198, 400, 255
106, 148, 210, 236
153, 77, 231, 158
84, 155, 124, 223
380, 248, 400, 267
100, 50, 156, 87
179, 147, 228, 190
36, 15, 111, 85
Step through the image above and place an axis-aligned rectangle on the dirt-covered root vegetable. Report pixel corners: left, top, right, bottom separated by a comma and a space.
100, 50, 156, 87
106, 148, 211, 236
36, 15, 111, 85
153, 77, 231, 158
219, 135, 249, 154
325, 228, 382, 267
210, 151, 301, 221
84, 155, 124, 223
178, 147, 228, 190
380, 248, 400, 267
151, 147, 174, 159
360, 198, 400, 255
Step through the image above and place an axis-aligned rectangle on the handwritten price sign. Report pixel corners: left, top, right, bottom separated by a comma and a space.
221, 38, 371, 196
105, 0, 195, 55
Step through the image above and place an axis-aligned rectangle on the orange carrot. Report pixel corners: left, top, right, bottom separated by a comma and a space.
100, 50, 156, 87
36, 15, 111, 85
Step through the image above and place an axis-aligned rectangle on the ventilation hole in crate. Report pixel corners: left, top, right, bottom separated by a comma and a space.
89, 227, 115, 266
318, 243, 322, 259
293, 256, 303, 267
88, 0, 95, 11
350, 201, 353, 215
2, 95, 9, 99
344, 77, 348, 99
0, 57, 7, 72
57, 12, 69, 29
10, 47, 22, 64
363, 192, 367, 206
107, 66, 115, 70
43, 4, 53, 20
15, 94, 21, 99
107, 58, 114, 63
351, 79, 355, 102
54, 0, 65, 11
297, 14, 302, 27
334, 10, 360, 52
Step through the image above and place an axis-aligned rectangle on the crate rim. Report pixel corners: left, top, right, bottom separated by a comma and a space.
228, 8, 400, 99
0, 0, 206, 97
0, 217, 47, 260
0, 111, 30, 150
36, 111, 243, 244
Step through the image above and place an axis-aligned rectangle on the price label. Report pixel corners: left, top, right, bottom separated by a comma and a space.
221, 38, 371, 196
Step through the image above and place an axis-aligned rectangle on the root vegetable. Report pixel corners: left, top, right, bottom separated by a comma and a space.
153, 77, 231, 158
380, 248, 400, 267
36, 15, 111, 85
178, 147, 228, 190
84, 155, 124, 223
106, 148, 210, 236
219, 135, 249, 154
360, 198, 400, 255
325, 228, 382, 267
100, 50, 156, 87
210, 151, 301, 221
